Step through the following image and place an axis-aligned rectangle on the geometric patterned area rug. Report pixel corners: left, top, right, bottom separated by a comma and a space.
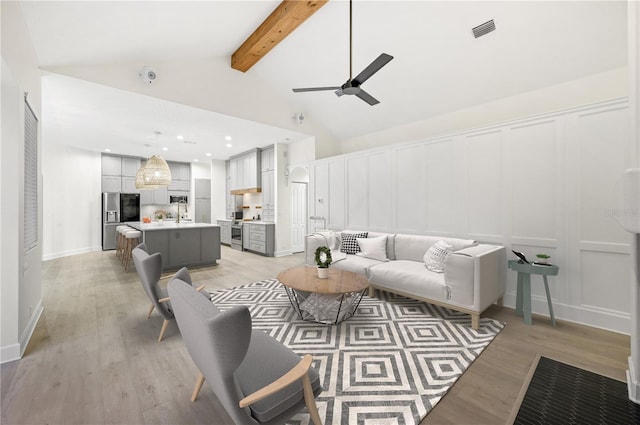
508, 355, 640, 425
208, 279, 504, 425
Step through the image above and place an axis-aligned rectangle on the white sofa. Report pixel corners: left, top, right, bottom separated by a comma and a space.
305, 231, 506, 329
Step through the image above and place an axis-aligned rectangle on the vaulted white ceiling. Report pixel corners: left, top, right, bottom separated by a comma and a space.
20, 1, 628, 162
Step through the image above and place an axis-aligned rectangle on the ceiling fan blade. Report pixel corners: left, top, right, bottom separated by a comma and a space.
292, 86, 341, 93
355, 89, 380, 106
352, 53, 393, 85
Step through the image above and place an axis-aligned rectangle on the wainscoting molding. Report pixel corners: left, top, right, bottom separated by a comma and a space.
306, 97, 632, 334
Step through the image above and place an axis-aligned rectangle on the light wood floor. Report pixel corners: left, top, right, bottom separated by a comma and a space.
1, 246, 630, 424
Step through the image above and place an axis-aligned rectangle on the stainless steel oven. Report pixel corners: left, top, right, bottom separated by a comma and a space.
231, 223, 243, 251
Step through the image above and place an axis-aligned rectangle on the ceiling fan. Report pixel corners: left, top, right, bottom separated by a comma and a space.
292, 0, 393, 106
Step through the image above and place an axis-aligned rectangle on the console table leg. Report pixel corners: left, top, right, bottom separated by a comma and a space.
515, 273, 524, 317
522, 274, 532, 325
543, 275, 556, 327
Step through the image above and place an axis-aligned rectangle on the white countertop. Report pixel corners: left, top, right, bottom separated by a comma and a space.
242, 221, 274, 225
127, 221, 220, 231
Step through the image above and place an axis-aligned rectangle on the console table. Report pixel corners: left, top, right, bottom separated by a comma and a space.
508, 260, 559, 326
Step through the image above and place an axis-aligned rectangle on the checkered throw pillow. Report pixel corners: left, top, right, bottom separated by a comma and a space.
340, 232, 368, 255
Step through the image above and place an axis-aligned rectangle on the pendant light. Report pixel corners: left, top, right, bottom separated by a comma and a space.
142, 154, 172, 186
136, 131, 172, 188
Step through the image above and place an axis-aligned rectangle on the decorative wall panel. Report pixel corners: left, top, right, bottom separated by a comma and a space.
578, 107, 632, 244
510, 120, 558, 241
465, 131, 504, 238
394, 144, 426, 232
347, 156, 368, 229
425, 140, 455, 234
368, 152, 392, 231
580, 250, 631, 313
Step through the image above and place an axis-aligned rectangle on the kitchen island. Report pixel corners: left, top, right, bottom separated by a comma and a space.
127, 221, 221, 271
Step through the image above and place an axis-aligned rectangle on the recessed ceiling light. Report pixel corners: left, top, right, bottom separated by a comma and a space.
105, 148, 111, 152
193, 159, 199, 162
162, 147, 168, 151
225, 136, 232, 141
206, 152, 212, 157
177, 135, 184, 140
226, 143, 232, 148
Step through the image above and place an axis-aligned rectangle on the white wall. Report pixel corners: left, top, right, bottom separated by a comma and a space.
340, 67, 628, 155
1, 2, 44, 363
309, 97, 634, 334
42, 145, 101, 260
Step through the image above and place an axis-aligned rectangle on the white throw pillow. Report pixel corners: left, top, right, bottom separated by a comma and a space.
356, 235, 388, 261
423, 240, 454, 273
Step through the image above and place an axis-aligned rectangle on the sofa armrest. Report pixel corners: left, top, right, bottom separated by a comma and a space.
444, 244, 507, 311
305, 232, 340, 266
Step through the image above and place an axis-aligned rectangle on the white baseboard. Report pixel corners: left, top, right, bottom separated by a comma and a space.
0, 300, 43, 365
42, 246, 101, 261
0, 343, 21, 364
274, 249, 294, 257
19, 300, 44, 358
502, 291, 630, 335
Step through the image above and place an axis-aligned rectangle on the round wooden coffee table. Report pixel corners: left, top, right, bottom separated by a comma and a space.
277, 266, 369, 325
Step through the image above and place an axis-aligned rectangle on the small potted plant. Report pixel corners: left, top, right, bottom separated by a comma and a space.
535, 253, 551, 264
314, 246, 332, 279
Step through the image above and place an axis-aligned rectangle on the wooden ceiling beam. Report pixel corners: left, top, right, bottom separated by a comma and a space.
232, 0, 328, 73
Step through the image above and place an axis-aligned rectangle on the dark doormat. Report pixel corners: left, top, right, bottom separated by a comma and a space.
507, 355, 640, 425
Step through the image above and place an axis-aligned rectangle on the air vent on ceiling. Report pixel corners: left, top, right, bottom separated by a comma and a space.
183, 140, 197, 145
472, 19, 496, 38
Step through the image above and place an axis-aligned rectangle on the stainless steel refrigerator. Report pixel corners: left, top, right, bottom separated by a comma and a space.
102, 192, 140, 250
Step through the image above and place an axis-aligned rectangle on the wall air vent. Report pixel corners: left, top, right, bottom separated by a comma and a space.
472, 19, 496, 38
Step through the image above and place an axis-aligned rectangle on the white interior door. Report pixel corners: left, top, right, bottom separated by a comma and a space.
291, 182, 307, 253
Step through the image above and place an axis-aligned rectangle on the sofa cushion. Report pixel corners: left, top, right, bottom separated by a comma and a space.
340, 232, 368, 254
331, 254, 381, 276
356, 235, 388, 261
423, 240, 454, 273
368, 260, 447, 301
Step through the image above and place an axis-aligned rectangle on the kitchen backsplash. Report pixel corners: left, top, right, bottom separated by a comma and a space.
141, 204, 190, 220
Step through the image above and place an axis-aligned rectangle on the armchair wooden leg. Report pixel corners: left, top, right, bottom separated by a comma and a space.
147, 304, 155, 319
191, 373, 205, 402
158, 319, 170, 342
302, 373, 322, 425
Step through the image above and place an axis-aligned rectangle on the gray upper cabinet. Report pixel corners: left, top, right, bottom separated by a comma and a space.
169, 162, 191, 181
229, 149, 261, 191
122, 157, 141, 177
101, 155, 122, 176
261, 146, 274, 172
121, 176, 138, 193
102, 175, 121, 193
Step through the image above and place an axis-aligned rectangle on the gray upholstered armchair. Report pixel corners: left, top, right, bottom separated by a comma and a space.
132, 244, 204, 342
168, 276, 323, 425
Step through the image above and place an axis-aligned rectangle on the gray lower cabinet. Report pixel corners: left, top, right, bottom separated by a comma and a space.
242, 223, 275, 256
217, 220, 231, 245
142, 226, 221, 271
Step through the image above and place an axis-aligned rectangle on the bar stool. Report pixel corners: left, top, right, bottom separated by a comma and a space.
123, 230, 142, 271
115, 225, 129, 259
118, 226, 135, 262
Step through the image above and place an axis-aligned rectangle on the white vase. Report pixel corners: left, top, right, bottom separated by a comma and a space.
317, 267, 329, 279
